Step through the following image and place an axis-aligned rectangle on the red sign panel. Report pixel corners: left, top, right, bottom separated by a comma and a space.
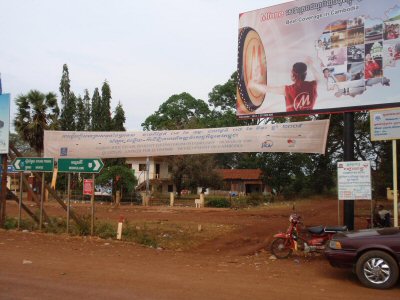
83, 179, 94, 195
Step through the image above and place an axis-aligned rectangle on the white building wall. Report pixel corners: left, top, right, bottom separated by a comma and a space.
126, 157, 171, 186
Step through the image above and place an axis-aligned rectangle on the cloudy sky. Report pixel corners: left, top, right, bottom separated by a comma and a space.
1, 0, 290, 131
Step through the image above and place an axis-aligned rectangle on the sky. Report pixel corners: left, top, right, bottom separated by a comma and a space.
0, 0, 291, 131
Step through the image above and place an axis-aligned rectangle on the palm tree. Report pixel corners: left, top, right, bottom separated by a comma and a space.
14, 90, 60, 156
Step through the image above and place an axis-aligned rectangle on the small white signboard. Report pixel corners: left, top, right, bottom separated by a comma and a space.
337, 161, 372, 200
370, 108, 400, 141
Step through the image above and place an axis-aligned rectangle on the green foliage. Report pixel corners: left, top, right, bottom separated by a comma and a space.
59, 64, 76, 131
43, 217, 67, 234
83, 89, 91, 130
100, 80, 113, 131
246, 193, 266, 206
4, 217, 36, 231
96, 165, 137, 195
208, 72, 237, 112
123, 223, 158, 248
14, 90, 60, 155
75, 92, 91, 131
141, 92, 210, 130
112, 102, 126, 131
205, 197, 231, 208
91, 88, 102, 131
95, 222, 117, 239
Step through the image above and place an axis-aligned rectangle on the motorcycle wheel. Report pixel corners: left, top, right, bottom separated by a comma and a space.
270, 238, 293, 259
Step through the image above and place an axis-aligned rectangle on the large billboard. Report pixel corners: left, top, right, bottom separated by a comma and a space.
237, 0, 400, 119
0, 93, 10, 154
44, 120, 330, 158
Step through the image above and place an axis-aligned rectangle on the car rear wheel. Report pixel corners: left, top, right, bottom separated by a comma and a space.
355, 250, 399, 289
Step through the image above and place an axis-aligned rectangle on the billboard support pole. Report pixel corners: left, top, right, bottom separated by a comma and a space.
0, 154, 7, 227
18, 172, 23, 229
393, 140, 398, 227
343, 112, 355, 230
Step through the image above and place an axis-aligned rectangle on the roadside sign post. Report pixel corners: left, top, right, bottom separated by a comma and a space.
91, 174, 95, 236
66, 174, 71, 234
370, 108, 400, 227
83, 177, 95, 234
12, 158, 54, 230
58, 158, 103, 235
18, 172, 23, 229
39, 173, 45, 230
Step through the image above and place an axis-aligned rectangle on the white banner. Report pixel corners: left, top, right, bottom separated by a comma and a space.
44, 120, 330, 159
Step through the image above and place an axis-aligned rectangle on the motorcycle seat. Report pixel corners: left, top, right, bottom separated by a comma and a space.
307, 225, 348, 234
324, 226, 348, 232
307, 226, 324, 234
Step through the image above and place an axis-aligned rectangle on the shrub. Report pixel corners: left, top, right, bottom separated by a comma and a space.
123, 222, 158, 248
205, 197, 231, 208
95, 222, 117, 239
246, 193, 265, 206
4, 217, 36, 231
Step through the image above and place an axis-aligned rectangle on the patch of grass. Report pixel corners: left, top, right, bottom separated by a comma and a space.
122, 222, 158, 248
205, 197, 231, 208
121, 221, 236, 250
4, 217, 36, 231
95, 222, 117, 239
3, 216, 237, 252
43, 217, 67, 234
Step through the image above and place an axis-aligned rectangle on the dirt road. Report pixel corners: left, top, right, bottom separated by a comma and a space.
1, 198, 399, 299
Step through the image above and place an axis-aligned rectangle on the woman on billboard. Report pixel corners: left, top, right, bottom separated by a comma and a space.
263, 57, 321, 112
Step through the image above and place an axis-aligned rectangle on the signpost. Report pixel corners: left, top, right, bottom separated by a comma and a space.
370, 108, 400, 227
11, 157, 54, 230
57, 158, 104, 173
12, 158, 54, 172
83, 179, 94, 196
58, 158, 103, 235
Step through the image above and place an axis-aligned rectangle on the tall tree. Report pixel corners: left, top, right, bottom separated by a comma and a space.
91, 88, 101, 131
112, 102, 126, 131
75, 95, 85, 131
142, 92, 210, 130
100, 80, 112, 131
142, 92, 221, 195
59, 64, 76, 130
59, 64, 70, 108
14, 90, 59, 155
83, 89, 91, 130
207, 72, 260, 169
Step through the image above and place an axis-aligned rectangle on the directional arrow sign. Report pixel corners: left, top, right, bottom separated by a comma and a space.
12, 157, 54, 172
58, 158, 104, 173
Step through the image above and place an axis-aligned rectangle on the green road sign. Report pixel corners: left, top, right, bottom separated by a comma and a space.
12, 157, 54, 172
58, 158, 104, 173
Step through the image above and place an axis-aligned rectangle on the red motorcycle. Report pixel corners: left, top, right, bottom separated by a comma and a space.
270, 213, 347, 259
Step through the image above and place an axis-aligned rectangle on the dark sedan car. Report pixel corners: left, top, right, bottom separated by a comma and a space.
325, 227, 400, 289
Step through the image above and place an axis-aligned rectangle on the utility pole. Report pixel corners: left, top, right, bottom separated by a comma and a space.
343, 112, 355, 230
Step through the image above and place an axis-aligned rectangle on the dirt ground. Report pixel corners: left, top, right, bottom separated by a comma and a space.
1, 198, 399, 299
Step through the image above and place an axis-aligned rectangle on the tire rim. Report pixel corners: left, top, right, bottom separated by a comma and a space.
363, 258, 391, 284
